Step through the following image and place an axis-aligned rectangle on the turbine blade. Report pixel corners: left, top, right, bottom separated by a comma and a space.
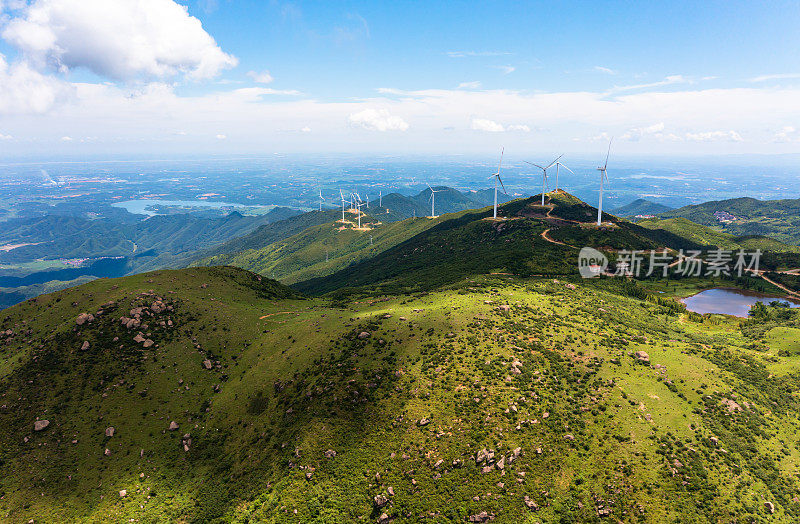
545, 154, 564, 170
558, 163, 575, 175
498, 176, 507, 194
603, 138, 613, 170
497, 147, 504, 173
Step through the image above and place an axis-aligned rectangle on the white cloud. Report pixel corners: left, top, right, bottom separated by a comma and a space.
750, 73, 800, 83
458, 81, 482, 89
471, 118, 504, 132
0, 53, 73, 114
60, 135, 72, 141
774, 126, 799, 142
495, 65, 515, 74
0, 133, 13, 140
247, 70, 274, 84
506, 124, 530, 132
301, 126, 311, 133
611, 75, 689, 92
685, 130, 743, 142
215, 134, 226, 140
348, 109, 409, 131
594, 66, 616, 75
2, 0, 238, 81
621, 122, 666, 141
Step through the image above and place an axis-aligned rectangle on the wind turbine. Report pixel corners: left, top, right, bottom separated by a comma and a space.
524, 155, 562, 206
426, 183, 444, 217
318, 188, 325, 211
366, 194, 370, 208
489, 147, 506, 219
597, 139, 612, 226
339, 189, 347, 221
553, 161, 574, 193
379, 190, 382, 207
354, 193, 365, 228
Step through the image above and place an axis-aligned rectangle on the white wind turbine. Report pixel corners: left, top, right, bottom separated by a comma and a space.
553, 160, 574, 193
489, 147, 506, 219
596, 138, 612, 226
354, 193, 365, 228
339, 189, 347, 221
426, 183, 444, 217
318, 188, 325, 211
524, 154, 562, 206
379, 190, 382, 207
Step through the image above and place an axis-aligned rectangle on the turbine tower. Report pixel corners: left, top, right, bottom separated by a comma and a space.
339, 189, 347, 221
489, 147, 506, 219
379, 190, 382, 207
597, 139, 612, 226
553, 161, 574, 193
426, 183, 443, 217
354, 193, 365, 229
318, 188, 325, 211
524, 155, 562, 206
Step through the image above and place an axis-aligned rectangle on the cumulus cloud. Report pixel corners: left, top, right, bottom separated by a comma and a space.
60, 135, 72, 141
458, 81, 482, 89
0, 133, 13, 140
2, 0, 238, 81
0, 53, 73, 114
247, 70, 274, 84
215, 134, 226, 140
506, 124, 530, 132
348, 109, 409, 131
774, 126, 799, 142
471, 118, 504, 132
621, 122, 666, 141
685, 130, 743, 142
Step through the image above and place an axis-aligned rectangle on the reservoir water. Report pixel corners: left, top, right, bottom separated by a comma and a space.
682, 287, 800, 317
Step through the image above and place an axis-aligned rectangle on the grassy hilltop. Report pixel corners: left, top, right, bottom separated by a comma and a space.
4, 193, 800, 522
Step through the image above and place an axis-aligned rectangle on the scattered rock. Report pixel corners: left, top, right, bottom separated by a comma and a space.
468, 511, 491, 522
418, 418, 430, 426
374, 494, 389, 508
33, 420, 49, 432
80, 341, 90, 351
564, 434, 575, 442
324, 449, 337, 458
634, 351, 650, 363
76, 313, 94, 326
143, 339, 154, 348
764, 501, 775, 514
524, 496, 538, 510
203, 359, 213, 370
169, 421, 179, 431
119, 490, 127, 497
105, 426, 115, 437
358, 331, 371, 339
378, 513, 390, 524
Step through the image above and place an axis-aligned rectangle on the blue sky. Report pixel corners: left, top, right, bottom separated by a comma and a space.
1, 0, 800, 158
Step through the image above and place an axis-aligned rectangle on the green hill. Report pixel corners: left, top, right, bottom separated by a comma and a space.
4, 264, 800, 521
612, 198, 673, 217
638, 217, 800, 253
293, 192, 704, 297
658, 196, 800, 245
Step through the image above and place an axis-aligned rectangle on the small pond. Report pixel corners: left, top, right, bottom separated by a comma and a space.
681, 287, 800, 317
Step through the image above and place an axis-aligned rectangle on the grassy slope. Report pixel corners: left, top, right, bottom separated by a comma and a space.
193, 214, 446, 285
638, 217, 799, 253
3, 269, 800, 522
